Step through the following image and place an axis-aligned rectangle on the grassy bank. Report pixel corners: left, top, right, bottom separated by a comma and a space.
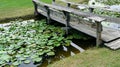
48, 48, 120, 67
0, 0, 34, 22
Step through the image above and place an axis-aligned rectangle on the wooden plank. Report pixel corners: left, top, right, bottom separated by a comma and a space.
34, 0, 120, 42
50, 14, 66, 24
96, 22, 102, 47
70, 22, 120, 42
105, 39, 120, 50
87, 16, 106, 22
37, 9, 47, 16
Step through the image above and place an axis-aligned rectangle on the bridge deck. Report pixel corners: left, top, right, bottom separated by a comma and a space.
33, 0, 120, 50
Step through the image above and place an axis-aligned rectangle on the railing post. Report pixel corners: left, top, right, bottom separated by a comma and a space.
63, 3, 71, 35
63, 11, 70, 35
32, 0, 39, 16
67, 3, 71, 7
45, 6, 51, 24
52, 0, 55, 5
87, 16, 105, 47
96, 21, 102, 47
89, 7, 94, 13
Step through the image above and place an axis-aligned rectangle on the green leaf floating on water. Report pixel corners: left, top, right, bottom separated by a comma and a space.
13, 61, 21, 66
47, 51, 55, 56
0, 20, 73, 67
19, 57, 26, 61
33, 57, 42, 63
24, 60, 31, 64
0, 54, 11, 62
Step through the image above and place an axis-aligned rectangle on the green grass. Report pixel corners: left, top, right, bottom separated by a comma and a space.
48, 48, 120, 67
0, 0, 87, 22
0, 0, 34, 21
41, 0, 52, 4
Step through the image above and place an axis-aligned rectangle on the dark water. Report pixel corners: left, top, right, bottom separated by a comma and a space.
18, 39, 96, 67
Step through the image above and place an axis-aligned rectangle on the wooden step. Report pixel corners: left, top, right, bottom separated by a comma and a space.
105, 39, 120, 50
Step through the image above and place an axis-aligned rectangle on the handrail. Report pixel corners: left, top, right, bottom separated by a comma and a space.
33, 0, 120, 24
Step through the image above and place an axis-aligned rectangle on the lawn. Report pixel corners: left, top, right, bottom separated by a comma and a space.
48, 48, 120, 67
0, 0, 34, 21
0, 0, 85, 22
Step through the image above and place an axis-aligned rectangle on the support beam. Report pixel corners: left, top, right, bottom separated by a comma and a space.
63, 11, 70, 34
52, 0, 55, 5
96, 21, 102, 47
89, 7, 94, 13
63, 3, 71, 35
32, 0, 39, 16
87, 16, 105, 47
67, 3, 71, 7
45, 6, 51, 24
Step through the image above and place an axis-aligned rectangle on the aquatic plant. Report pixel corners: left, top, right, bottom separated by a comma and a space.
0, 20, 71, 66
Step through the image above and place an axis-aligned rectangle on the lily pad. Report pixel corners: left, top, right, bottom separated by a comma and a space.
33, 57, 42, 63
0, 54, 11, 61
47, 51, 55, 56
19, 57, 26, 61
24, 60, 31, 64
13, 61, 20, 66
23, 55, 29, 58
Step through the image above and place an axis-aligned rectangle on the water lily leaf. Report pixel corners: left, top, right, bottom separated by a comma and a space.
43, 49, 51, 53
16, 54, 21, 58
48, 46, 54, 50
0, 61, 5, 65
33, 57, 42, 63
23, 55, 29, 58
0, 54, 11, 61
13, 61, 20, 66
47, 42, 53, 46
57, 37, 64, 41
24, 60, 31, 64
30, 55, 38, 59
47, 51, 55, 56
54, 43, 60, 47
37, 52, 44, 56
19, 57, 26, 61
0, 51, 7, 54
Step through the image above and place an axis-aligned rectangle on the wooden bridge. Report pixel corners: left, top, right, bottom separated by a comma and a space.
32, 0, 120, 50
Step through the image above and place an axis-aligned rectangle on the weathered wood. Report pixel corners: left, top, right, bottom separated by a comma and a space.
89, 7, 94, 13
45, 6, 51, 24
105, 39, 120, 50
96, 22, 102, 47
87, 16, 106, 23
67, 3, 71, 7
34, 0, 120, 24
33, 0, 120, 49
52, 0, 55, 5
63, 11, 70, 34
32, 0, 39, 16
70, 21, 120, 42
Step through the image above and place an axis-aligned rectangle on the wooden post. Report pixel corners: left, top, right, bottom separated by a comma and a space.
52, 0, 55, 4
66, 11, 70, 34
63, 3, 71, 34
87, 16, 105, 47
89, 7, 94, 13
45, 6, 51, 24
32, 0, 39, 16
67, 3, 71, 7
96, 21, 102, 47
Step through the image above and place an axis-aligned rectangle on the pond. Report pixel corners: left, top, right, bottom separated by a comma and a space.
0, 19, 96, 67
19, 39, 96, 67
